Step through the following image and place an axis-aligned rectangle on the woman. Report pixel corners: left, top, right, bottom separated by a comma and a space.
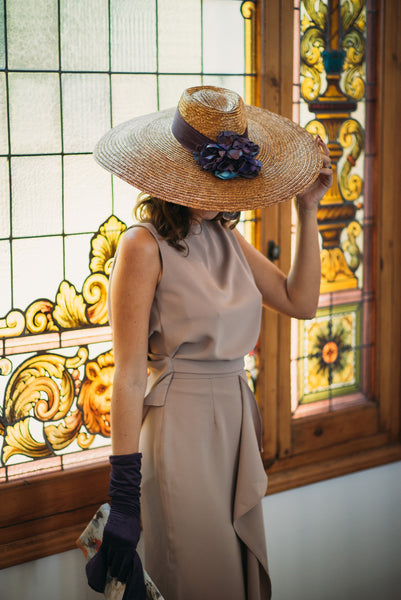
86, 86, 332, 600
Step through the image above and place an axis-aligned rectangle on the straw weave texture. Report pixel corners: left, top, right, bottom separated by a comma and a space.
178, 87, 248, 139
94, 86, 323, 211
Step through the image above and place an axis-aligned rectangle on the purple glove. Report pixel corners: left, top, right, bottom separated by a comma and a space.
86, 452, 146, 600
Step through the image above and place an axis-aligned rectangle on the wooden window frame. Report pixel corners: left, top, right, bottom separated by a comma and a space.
1, 0, 400, 571
256, 0, 401, 494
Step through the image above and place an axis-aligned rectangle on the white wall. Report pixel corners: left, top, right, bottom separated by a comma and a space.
1, 461, 400, 600
263, 461, 401, 600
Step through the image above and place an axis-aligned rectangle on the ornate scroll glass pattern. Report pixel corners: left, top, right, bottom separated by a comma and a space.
0, 0, 257, 481
292, 0, 375, 412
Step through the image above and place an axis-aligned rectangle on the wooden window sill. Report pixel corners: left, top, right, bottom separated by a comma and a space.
0, 461, 110, 569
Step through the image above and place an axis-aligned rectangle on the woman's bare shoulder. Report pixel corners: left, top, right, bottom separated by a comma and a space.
120, 224, 159, 256
111, 225, 161, 286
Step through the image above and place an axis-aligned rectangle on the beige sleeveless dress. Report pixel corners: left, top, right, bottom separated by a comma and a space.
133, 219, 271, 600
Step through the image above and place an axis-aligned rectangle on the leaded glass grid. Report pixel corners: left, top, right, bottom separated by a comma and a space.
0, 0, 257, 481
291, 0, 376, 415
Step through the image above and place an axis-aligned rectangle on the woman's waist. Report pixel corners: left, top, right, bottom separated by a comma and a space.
147, 354, 245, 377
143, 355, 251, 409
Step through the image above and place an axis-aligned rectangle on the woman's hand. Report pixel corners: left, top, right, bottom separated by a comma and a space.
295, 136, 333, 211
86, 453, 146, 599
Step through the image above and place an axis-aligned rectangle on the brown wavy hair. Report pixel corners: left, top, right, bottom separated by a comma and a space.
134, 193, 240, 252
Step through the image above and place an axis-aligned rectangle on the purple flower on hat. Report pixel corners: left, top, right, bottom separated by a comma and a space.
193, 131, 262, 180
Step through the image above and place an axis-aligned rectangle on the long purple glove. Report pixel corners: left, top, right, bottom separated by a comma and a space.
86, 452, 146, 600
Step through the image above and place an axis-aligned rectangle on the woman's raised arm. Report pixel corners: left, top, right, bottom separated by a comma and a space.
234, 137, 332, 320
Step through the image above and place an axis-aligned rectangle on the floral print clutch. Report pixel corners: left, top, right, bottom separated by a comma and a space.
76, 503, 164, 600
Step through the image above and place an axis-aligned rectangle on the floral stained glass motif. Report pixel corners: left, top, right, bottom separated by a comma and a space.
296, 303, 361, 408
292, 0, 376, 413
0, 0, 257, 481
0, 215, 126, 480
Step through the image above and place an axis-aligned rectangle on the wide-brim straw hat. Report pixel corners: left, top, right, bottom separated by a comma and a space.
94, 85, 323, 212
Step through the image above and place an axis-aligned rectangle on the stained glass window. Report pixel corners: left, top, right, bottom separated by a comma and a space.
291, 0, 375, 414
0, 0, 257, 481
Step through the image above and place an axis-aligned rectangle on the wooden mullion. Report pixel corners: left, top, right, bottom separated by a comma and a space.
257, 0, 282, 465
375, 0, 394, 433
276, 1, 295, 461
257, 0, 296, 466
276, 314, 292, 459
259, 307, 280, 465
393, 0, 401, 442
376, 0, 401, 439
279, 0, 295, 119
257, 0, 281, 111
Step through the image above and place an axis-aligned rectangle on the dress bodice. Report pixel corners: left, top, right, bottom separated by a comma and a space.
136, 219, 262, 363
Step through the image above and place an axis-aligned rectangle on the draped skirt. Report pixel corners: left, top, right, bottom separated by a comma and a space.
139, 358, 271, 600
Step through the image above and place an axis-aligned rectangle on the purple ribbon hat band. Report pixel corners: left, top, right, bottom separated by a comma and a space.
171, 109, 262, 181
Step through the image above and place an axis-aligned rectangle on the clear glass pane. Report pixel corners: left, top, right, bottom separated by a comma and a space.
111, 74, 158, 126
64, 233, 93, 290
112, 177, 140, 226
60, 0, 109, 71
157, 0, 202, 73
0, 158, 10, 239
0, 3, 5, 71
63, 155, 112, 234
0, 240, 11, 314
8, 73, 61, 154
6, 0, 59, 70
11, 156, 62, 237
299, 100, 311, 128
12, 236, 64, 308
62, 74, 111, 153
202, 74, 245, 97
158, 74, 202, 110
0, 73, 8, 155
1, 0, 254, 479
110, 0, 157, 72
203, 0, 245, 74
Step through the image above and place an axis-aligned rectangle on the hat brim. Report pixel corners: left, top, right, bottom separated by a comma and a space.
94, 105, 323, 211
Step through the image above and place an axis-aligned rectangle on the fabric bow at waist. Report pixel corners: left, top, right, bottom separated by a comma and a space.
143, 354, 263, 451
145, 354, 244, 402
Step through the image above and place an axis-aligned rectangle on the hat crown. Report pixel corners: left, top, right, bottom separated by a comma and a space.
178, 86, 247, 141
